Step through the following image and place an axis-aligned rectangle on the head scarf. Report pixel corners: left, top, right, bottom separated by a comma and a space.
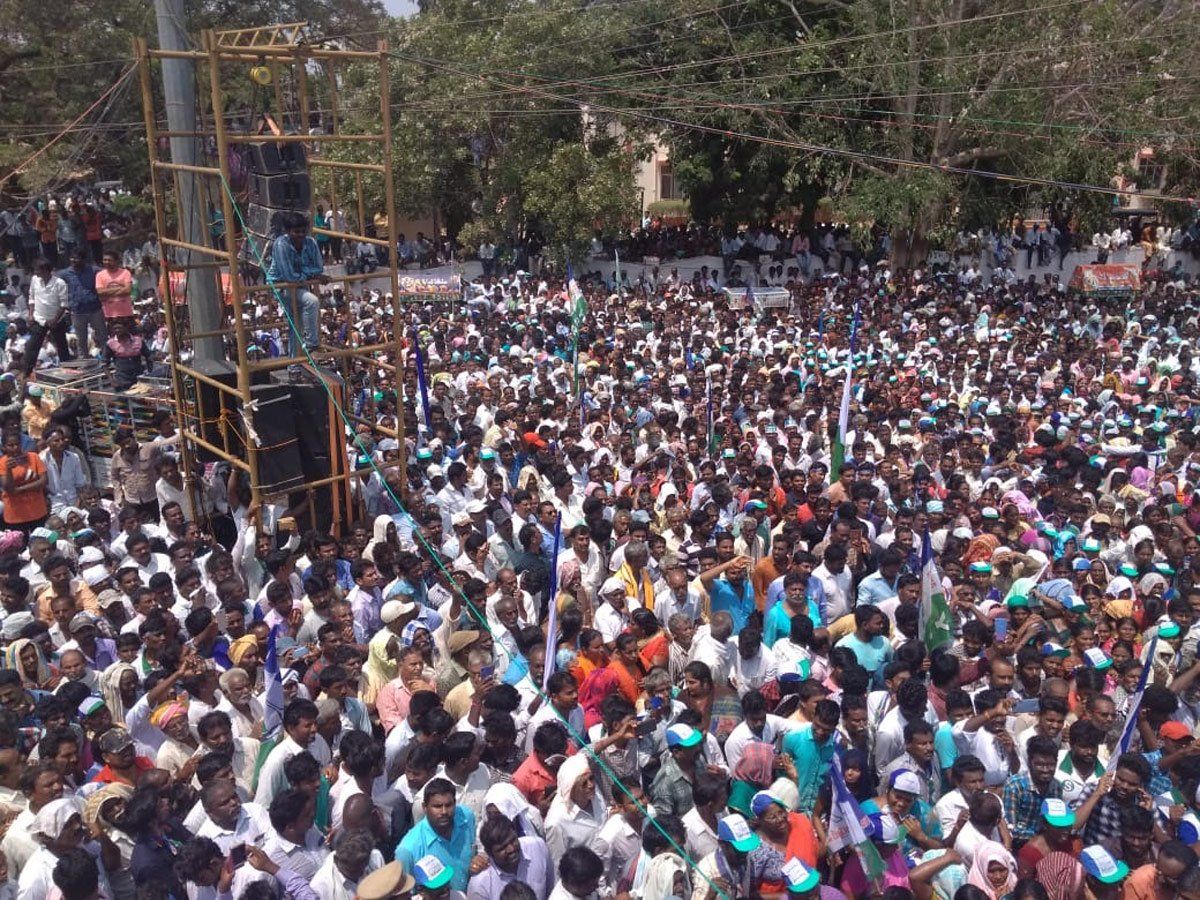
1035, 850, 1084, 900
400, 621, 424, 647
149, 700, 188, 729
732, 740, 776, 787
551, 753, 603, 819
100, 662, 138, 725
30, 797, 83, 840
1002, 490, 1038, 520
962, 535, 1000, 567
1106, 576, 1134, 598
363, 514, 397, 562
362, 627, 399, 707
579, 667, 620, 729
966, 840, 1016, 900
483, 782, 545, 838
227, 635, 259, 667
642, 852, 691, 900
3, 638, 51, 689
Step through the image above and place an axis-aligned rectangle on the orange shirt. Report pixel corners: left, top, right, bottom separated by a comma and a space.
639, 632, 669, 671
1, 452, 47, 524
1121, 863, 1166, 900
609, 658, 641, 705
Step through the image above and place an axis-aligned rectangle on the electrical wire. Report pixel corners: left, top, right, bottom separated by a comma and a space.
0, 64, 138, 191
390, 47, 1197, 204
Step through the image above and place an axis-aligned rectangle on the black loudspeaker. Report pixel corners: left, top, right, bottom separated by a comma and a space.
245, 203, 288, 239
185, 359, 239, 462
246, 172, 312, 210
244, 141, 307, 175
249, 383, 306, 493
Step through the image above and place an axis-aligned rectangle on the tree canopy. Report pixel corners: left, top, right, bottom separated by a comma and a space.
5, 0, 1198, 257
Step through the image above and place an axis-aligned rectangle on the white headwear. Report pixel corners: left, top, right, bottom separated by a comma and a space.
30, 797, 83, 839
642, 852, 691, 900
483, 782, 545, 837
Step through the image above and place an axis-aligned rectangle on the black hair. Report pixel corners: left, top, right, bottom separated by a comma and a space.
283, 751, 320, 786
52, 848, 99, 900
282, 699, 319, 728
268, 788, 312, 833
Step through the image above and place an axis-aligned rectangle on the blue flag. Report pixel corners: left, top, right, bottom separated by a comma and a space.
1109, 634, 1157, 770
542, 513, 564, 693
263, 625, 285, 740
413, 329, 432, 434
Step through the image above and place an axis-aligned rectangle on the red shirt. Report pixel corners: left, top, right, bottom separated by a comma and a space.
512, 753, 555, 806
91, 756, 156, 785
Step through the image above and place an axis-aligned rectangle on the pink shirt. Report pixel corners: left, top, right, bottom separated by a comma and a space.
96, 267, 134, 319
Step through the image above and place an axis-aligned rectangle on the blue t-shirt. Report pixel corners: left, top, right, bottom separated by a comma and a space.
835, 632, 894, 686
934, 721, 959, 772
710, 577, 756, 632
395, 804, 477, 890
782, 725, 836, 813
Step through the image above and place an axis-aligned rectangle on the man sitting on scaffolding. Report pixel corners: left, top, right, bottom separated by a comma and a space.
268, 211, 327, 363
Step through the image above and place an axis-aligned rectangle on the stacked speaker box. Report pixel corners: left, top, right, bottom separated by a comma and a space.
240, 139, 312, 266
182, 360, 273, 462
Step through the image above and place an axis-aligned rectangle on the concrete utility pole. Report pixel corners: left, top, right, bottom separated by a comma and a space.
154, 0, 223, 361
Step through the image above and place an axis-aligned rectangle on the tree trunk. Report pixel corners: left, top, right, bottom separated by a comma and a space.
891, 227, 931, 269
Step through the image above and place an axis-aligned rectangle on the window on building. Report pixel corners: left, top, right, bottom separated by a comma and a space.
1136, 153, 1164, 188
659, 162, 679, 200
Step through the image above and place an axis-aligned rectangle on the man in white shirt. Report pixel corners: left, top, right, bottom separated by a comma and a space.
195, 779, 271, 853
311, 831, 385, 900
594, 578, 640, 646
951, 690, 1018, 788
723, 689, 800, 773
40, 426, 89, 514
24, 257, 71, 375
254, 699, 331, 806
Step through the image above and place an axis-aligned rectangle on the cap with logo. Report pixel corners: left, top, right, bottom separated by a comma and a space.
1082, 647, 1112, 670
413, 855, 454, 890
750, 790, 786, 817
717, 814, 761, 853
1080, 845, 1129, 884
666, 724, 703, 749
781, 858, 820, 894
1040, 642, 1069, 658
1040, 798, 1075, 829
888, 769, 923, 796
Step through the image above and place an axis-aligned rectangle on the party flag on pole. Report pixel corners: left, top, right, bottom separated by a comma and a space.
830, 301, 861, 475
920, 528, 954, 652
263, 625, 285, 740
828, 749, 886, 889
542, 513, 564, 693
412, 329, 433, 435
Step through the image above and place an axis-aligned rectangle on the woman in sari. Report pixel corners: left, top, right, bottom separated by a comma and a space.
747, 789, 822, 893
579, 667, 620, 730
3, 637, 55, 691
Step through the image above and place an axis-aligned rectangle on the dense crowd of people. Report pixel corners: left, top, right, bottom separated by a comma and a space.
0, 197, 1199, 900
